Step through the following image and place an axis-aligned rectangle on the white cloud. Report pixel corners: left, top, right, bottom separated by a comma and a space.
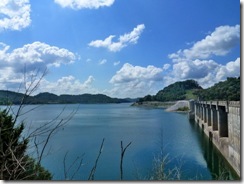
119, 24, 145, 44
172, 59, 219, 79
89, 24, 145, 52
166, 57, 240, 89
38, 75, 97, 95
113, 61, 120, 66
0, 0, 31, 31
163, 64, 170, 71
107, 63, 163, 98
1, 41, 76, 69
0, 42, 76, 89
216, 57, 240, 81
110, 63, 163, 84
166, 25, 240, 89
98, 59, 107, 65
54, 0, 115, 9
169, 25, 240, 61
83, 75, 95, 86
105, 79, 161, 98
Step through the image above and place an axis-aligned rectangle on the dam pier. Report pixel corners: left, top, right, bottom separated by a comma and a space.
188, 100, 240, 177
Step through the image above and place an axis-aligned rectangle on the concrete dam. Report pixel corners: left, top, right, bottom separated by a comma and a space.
188, 100, 240, 177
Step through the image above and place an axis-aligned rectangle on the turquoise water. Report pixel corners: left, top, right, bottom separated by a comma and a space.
3, 104, 238, 180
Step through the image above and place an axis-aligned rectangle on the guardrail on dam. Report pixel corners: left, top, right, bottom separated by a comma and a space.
188, 100, 240, 177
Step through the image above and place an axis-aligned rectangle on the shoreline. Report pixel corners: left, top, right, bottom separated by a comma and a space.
131, 100, 190, 112
131, 101, 176, 108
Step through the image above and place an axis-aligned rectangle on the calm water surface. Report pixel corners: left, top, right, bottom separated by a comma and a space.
3, 103, 238, 180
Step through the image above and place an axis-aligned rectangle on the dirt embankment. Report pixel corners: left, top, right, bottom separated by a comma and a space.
132, 100, 190, 112
165, 100, 189, 112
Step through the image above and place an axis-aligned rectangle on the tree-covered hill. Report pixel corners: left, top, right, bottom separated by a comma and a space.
0, 91, 131, 105
138, 77, 240, 103
139, 80, 202, 102
0, 77, 240, 105
155, 80, 202, 101
194, 77, 240, 101
0, 90, 33, 104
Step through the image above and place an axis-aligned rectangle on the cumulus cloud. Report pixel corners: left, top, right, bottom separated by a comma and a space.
163, 64, 170, 71
169, 25, 240, 61
110, 63, 163, 84
166, 25, 240, 89
216, 57, 240, 81
106, 63, 163, 98
196, 58, 240, 88
172, 59, 219, 79
54, 0, 115, 9
0, 0, 31, 31
89, 24, 145, 52
165, 57, 240, 89
0, 42, 76, 89
1, 41, 76, 69
38, 75, 97, 95
83, 75, 95, 86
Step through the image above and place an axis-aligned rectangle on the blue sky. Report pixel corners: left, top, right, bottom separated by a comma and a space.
0, 0, 241, 98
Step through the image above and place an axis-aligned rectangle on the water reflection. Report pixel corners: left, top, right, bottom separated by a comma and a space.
189, 119, 239, 180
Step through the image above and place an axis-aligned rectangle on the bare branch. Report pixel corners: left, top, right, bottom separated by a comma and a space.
63, 152, 68, 180
13, 68, 48, 123
37, 118, 64, 165
120, 141, 132, 180
88, 138, 105, 180
63, 151, 85, 180
1, 66, 80, 180
34, 137, 40, 160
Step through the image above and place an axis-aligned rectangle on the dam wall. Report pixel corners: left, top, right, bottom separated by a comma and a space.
189, 101, 240, 176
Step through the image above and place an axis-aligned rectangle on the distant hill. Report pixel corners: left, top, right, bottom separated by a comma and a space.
195, 77, 240, 101
138, 77, 240, 103
0, 91, 133, 105
0, 90, 32, 105
155, 80, 202, 101
1, 77, 240, 105
139, 79, 202, 102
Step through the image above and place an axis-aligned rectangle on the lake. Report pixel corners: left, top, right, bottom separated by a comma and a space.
2, 103, 238, 180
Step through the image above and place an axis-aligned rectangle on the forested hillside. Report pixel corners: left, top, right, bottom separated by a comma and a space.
139, 80, 202, 102
0, 77, 240, 105
195, 77, 240, 101
0, 91, 131, 105
0, 90, 32, 104
155, 80, 202, 101
138, 77, 240, 102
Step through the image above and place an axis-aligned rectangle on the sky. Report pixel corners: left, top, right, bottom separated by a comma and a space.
0, 0, 241, 98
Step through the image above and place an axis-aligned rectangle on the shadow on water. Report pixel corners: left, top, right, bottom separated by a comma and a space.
188, 119, 239, 180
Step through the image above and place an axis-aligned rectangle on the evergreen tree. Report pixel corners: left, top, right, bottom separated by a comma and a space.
0, 109, 52, 180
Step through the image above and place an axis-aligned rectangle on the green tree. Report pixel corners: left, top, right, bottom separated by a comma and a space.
195, 77, 240, 101
143, 95, 153, 101
0, 109, 52, 180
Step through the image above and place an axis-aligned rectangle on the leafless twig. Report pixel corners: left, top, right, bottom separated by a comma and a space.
120, 141, 132, 180
63, 151, 84, 180
88, 138, 105, 180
